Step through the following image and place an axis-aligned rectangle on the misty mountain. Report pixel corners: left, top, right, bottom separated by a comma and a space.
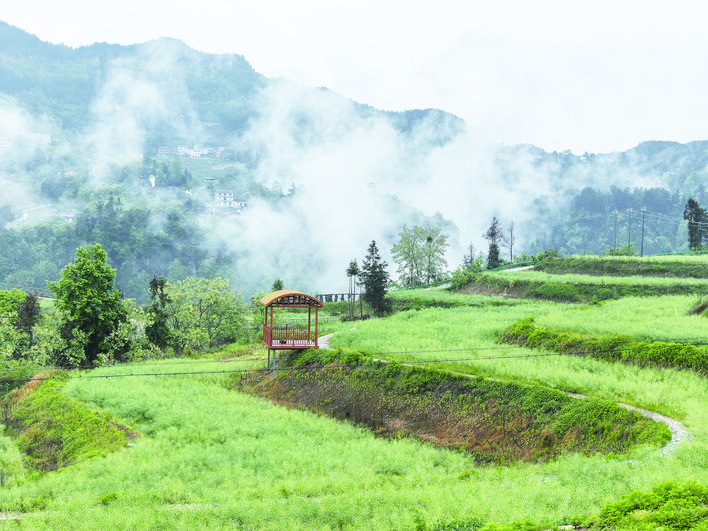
1, 21, 708, 301
0, 21, 465, 150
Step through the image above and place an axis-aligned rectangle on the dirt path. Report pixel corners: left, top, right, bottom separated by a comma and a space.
620, 403, 690, 454
318, 333, 333, 349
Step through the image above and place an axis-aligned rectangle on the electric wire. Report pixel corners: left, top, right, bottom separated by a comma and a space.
3, 340, 705, 385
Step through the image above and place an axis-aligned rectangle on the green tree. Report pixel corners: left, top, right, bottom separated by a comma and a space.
683, 198, 707, 251
0, 290, 26, 317
360, 241, 390, 317
462, 243, 484, 272
16, 292, 40, 339
48, 244, 129, 367
164, 277, 249, 351
145, 276, 171, 349
14, 292, 41, 357
271, 278, 285, 291
391, 225, 448, 287
420, 227, 449, 284
346, 259, 360, 319
391, 225, 421, 287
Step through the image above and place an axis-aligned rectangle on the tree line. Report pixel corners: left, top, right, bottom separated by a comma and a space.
349, 218, 520, 318
0, 244, 253, 370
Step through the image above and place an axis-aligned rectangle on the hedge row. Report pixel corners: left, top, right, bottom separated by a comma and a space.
250, 349, 670, 462
2, 373, 134, 471
454, 273, 701, 303
500, 317, 708, 375
536, 256, 708, 278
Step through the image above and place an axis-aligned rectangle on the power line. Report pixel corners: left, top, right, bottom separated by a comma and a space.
3, 340, 704, 385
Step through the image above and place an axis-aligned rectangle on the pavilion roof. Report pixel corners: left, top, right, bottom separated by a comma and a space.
259, 290, 324, 308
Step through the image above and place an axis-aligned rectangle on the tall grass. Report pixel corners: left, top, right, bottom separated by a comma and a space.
3, 290, 708, 528
485, 269, 708, 289
0, 358, 699, 530
533, 295, 708, 343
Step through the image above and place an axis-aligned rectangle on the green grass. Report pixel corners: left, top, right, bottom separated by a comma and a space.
246, 355, 670, 462
0, 358, 693, 530
534, 295, 708, 343
2, 372, 130, 472
457, 268, 708, 303
484, 269, 708, 289
3, 289, 708, 528
537, 254, 708, 279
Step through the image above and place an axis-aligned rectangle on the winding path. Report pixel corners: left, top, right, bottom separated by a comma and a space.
620, 403, 690, 454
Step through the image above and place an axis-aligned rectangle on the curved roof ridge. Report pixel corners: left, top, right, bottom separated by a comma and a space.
259, 289, 324, 307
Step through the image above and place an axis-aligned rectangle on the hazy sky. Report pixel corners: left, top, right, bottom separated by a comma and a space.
4, 0, 708, 154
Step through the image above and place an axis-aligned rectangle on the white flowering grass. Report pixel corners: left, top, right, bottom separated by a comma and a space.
4, 289, 708, 528
534, 294, 708, 342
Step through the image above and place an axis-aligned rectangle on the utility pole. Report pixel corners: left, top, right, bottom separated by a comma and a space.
640, 207, 646, 257
627, 208, 632, 252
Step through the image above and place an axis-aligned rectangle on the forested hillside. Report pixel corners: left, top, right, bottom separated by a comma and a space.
1, 21, 708, 301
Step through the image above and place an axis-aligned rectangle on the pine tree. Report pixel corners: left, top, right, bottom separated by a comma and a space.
360, 241, 390, 317
483, 217, 504, 269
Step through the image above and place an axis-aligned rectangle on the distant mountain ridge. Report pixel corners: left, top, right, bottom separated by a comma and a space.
2, 19, 708, 292
0, 21, 466, 152
3, 19, 707, 187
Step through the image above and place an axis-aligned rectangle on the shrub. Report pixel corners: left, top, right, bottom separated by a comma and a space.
500, 318, 708, 376
531, 282, 580, 302
592, 481, 708, 529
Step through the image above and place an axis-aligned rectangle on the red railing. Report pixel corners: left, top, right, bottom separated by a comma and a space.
263, 324, 317, 349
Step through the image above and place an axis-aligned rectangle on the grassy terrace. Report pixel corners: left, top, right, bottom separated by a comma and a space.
2, 260, 708, 529
458, 267, 708, 303
535, 253, 708, 278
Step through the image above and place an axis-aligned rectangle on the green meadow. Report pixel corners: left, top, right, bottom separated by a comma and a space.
3, 261, 708, 528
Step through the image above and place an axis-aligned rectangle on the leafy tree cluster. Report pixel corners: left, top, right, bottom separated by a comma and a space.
48, 244, 130, 367
0, 289, 41, 362
163, 277, 249, 353
391, 225, 449, 287
0, 243, 258, 369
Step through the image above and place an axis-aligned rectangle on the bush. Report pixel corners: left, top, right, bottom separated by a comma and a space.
500, 318, 708, 376
592, 481, 708, 529
531, 282, 580, 302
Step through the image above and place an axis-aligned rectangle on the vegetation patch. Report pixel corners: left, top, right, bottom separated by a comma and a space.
501, 318, 708, 376
238, 350, 669, 463
455, 270, 708, 303
536, 254, 708, 279
1, 372, 138, 471
588, 481, 708, 530
689, 297, 708, 317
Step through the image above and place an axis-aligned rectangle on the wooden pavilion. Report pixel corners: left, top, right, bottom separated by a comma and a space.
259, 289, 324, 375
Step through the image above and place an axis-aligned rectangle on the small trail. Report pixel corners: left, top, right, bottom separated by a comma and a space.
318, 333, 334, 349
620, 403, 690, 455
